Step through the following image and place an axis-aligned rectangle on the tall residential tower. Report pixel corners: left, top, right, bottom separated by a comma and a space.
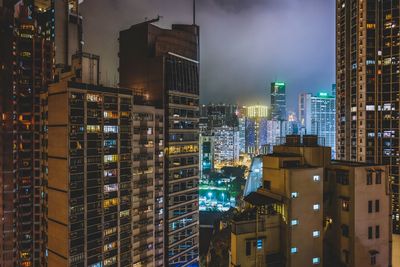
119, 20, 200, 266
336, 0, 400, 232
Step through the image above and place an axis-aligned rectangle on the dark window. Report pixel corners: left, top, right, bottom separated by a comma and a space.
376, 172, 381, 184
263, 181, 271, 190
367, 172, 373, 185
337, 170, 350, 185
375, 200, 380, 212
246, 241, 251, 256
341, 225, 349, 237
368, 201, 373, 213
375, 225, 380, 239
371, 255, 376, 265
343, 250, 349, 264
368, 227, 373, 239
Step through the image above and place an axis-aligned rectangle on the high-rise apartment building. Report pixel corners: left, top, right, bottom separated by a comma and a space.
336, 0, 400, 232
299, 92, 336, 158
119, 20, 200, 266
200, 103, 238, 129
46, 77, 134, 267
270, 82, 286, 121
0, 1, 54, 266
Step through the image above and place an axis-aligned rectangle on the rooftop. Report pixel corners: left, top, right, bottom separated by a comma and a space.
68, 81, 132, 96
331, 160, 384, 167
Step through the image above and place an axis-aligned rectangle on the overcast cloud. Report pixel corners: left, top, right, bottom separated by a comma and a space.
80, 0, 335, 113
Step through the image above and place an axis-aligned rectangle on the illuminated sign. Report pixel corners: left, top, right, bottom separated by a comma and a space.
274, 82, 285, 86
319, 92, 328, 97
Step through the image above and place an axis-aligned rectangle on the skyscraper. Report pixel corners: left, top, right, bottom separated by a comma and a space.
336, 0, 400, 232
270, 81, 286, 120
213, 126, 239, 165
119, 20, 200, 266
244, 105, 269, 154
299, 92, 336, 158
0, 2, 54, 266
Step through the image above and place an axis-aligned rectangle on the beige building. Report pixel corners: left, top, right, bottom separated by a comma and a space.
230, 210, 281, 267
44, 72, 166, 267
324, 162, 391, 267
234, 135, 392, 267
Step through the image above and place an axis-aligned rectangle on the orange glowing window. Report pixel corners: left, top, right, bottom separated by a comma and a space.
366, 23, 375, 29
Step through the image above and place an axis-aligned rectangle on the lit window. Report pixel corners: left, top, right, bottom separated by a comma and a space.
103, 198, 118, 208
104, 256, 117, 266
313, 204, 320, 211
87, 125, 101, 133
103, 241, 117, 252
291, 247, 298, 254
104, 227, 117, 236
291, 219, 299, 226
313, 175, 320, 182
104, 111, 118, 119
86, 93, 102, 102
366, 105, 375, 111
312, 257, 320, 264
313, 230, 320, 238
119, 210, 129, 218
104, 125, 118, 133
104, 155, 118, 163
257, 239, 262, 250
291, 192, 299, 198
104, 184, 118, 193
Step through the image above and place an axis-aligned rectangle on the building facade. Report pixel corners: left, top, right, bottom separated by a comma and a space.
336, 0, 400, 232
213, 126, 239, 165
299, 92, 336, 158
0, 1, 54, 265
324, 162, 391, 266
199, 134, 214, 178
119, 20, 200, 266
46, 78, 135, 266
132, 103, 165, 266
240, 135, 392, 266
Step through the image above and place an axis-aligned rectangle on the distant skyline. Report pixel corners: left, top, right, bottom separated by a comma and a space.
81, 0, 335, 110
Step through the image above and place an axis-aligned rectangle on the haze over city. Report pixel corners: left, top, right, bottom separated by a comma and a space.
81, 0, 335, 107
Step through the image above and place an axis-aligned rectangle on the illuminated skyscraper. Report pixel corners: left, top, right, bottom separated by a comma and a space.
119, 19, 200, 266
336, 0, 400, 232
299, 92, 336, 158
270, 81, 286, 120
244, 105, 269, 154
213, 126, 239, 165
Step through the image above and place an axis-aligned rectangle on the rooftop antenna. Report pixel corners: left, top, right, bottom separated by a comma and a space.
146, 15, 162, 24
193, 0, 196, 25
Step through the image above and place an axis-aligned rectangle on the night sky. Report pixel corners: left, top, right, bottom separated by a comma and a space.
80, 0, 335, 113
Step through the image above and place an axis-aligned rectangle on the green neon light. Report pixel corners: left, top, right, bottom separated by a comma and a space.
319, 92, 328, 97
275, 82, 285, 86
